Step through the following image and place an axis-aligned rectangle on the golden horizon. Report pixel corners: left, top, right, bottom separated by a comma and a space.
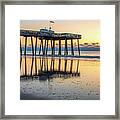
20, 20, 100, 44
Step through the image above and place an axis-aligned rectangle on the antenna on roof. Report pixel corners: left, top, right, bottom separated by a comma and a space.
49, 21, 55, 30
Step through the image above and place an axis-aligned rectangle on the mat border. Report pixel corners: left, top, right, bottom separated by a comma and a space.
0, 0, 119, 119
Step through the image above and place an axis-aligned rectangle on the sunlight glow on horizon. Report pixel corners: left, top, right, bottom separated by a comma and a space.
20, 20, 100, 45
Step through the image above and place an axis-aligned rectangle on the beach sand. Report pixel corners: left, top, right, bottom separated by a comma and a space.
20, 57, 100, 100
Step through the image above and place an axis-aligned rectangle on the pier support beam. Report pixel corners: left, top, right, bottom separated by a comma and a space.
39, 40, 42, 55
24, 36, 27, 76
41, 39, 44, 55
53, 40, 55, 55
34, 37, 38, 75
51, 39, 55, 55
59, 39, 61, 55
20, 38, 22, 56
43, 39, 47, 55
64, 38, 68, 55
51, 40, 53, 55
35, 36, 37, 56
20, 37, 22, 71
24, 36, 27, 55
77, 39, 80, 55
46, 40, 49, 55
31, 36, 34, 56
71, 39, 74, 56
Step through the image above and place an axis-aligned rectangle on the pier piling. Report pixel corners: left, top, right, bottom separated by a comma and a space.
35, 37, 37, 56
59, 39, 61, 55
64, 38, 68, 55
71, 39, 74, 55
24, 36, 27, 76
77, 39, 80, 55
46, 40, 49, 55
20, 38, 22, 56
31, 36, 34, 56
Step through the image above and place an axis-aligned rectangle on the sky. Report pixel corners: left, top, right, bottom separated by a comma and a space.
20, 20, 100, 44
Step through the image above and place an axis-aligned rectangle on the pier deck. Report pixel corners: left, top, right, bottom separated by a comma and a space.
20, 30, 81, 39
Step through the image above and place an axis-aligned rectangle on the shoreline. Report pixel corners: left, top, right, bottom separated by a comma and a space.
21, 54, 100, 59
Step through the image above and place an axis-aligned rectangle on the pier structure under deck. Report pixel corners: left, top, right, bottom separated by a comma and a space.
20, 29, 82, 57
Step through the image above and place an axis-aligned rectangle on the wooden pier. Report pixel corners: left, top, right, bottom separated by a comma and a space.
20, 29, 82, 57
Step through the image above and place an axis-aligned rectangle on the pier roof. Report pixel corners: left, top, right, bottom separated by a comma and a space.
20, 30, 81, 40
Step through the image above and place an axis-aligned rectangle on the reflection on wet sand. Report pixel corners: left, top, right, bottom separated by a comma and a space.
20, 56, 80, 80
20, 56, 100, 100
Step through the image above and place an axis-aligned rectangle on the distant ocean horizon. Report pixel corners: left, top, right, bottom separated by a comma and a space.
21, 46, 100, 51
20, 46, 100, 59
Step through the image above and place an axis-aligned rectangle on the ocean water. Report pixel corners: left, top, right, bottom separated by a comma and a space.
21, 46, 100, 53
20, 51, 100, 100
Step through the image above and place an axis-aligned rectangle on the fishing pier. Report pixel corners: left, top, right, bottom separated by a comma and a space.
20, 28, 82, 57
20, 28, 82, 79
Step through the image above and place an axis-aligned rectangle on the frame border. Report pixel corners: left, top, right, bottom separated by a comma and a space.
0, 0, 119, 119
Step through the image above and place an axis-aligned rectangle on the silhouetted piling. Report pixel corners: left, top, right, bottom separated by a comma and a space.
20, 38, 22, 56
41, 39, 44, 55
24, 37, 27, 76
24, 37, 27, 55
59, 39, 61, 55
53, 40, 55, 55
64, 38, 68, 55
35, 37, 37, 56
31, 36, 34, 55
51, 40, 53, 55
39, 40, 42, 55
20, 40, 22, 74
71, 39, 74, 55
77, 39, 80, 55
46, 40, 49, 55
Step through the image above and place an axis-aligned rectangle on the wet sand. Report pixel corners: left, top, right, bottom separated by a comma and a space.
20, 57, 100, 100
